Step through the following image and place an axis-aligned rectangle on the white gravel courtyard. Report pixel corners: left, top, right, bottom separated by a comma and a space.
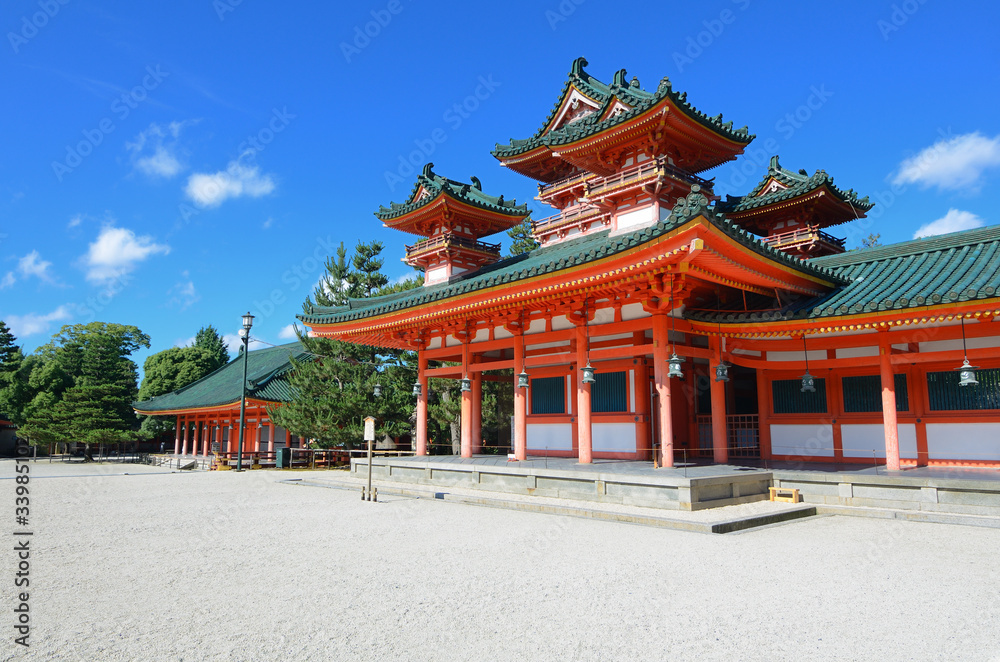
2, 459, 999, 661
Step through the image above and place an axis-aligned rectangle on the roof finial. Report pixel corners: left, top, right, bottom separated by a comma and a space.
570, 57, 589, 77
422, 163, 435, 179
769, 155, 781, 172
612, 68, 627, 88
470, 175, 482, 191
630, 76, 640, 89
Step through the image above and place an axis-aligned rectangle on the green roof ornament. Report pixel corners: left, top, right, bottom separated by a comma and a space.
570, 56, 588, 77
470, 175, 482, 191
612, 68, 627, 88
670, 184, 712, 222
422, 162, 435, 179
630, 76, 640, 89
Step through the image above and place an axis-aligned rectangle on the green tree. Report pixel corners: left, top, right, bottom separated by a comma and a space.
862, 232, 882, 248
313, 241, 351, 307
137, 344, 221, 439
347, 240, 389, 298
0, 321, 27, 423
506, 219, 539, 256
17, 322, 150, 448
268, 333, 415, 448
193, 325, 230, 370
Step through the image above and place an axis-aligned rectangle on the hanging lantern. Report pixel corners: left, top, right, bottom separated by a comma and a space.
581, 363, 596, 385
957, 359, 979, 387
412, 381, 422, 398
517, 370, 530, 389
667, 353, 685, 379
373, 382, 382, 398
800, 371, 816, 393
714, 362, 730, 383
460, 377, 472, 392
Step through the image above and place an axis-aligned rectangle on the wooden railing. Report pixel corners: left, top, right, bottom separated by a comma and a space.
764, 227, 845, 252
405, 233, 500, 257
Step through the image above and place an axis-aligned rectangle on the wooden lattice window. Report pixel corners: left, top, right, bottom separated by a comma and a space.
772, 378, 827, 414
926, 368, 1000, 411
842, 374, 909, 413
592, 371, 627, 413
531, 376, 565, 414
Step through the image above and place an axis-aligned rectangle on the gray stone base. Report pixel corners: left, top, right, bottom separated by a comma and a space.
351, 457, 772, 511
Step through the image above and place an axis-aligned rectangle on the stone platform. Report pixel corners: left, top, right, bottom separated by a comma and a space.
350, 455, 773, 511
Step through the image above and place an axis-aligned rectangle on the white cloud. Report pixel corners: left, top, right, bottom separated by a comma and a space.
166, 275, 199, 310
6, 305, 71, 337
184, 154, 276, 208
84, 225, 170, 284
17, 250, 54, 283
173, 336, 196, 348
262, 217, 274, 229
0, 272, 14, 289
278, 324, 299, 340
893, 132, 1000, 192
913, 209, 986, 239
127, 121, 196, 179
67, 215, 83, 228
223, 332, 264, 355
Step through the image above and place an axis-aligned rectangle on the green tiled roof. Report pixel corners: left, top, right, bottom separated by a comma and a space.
133, 342, 308, 413
691, 225, 1000, 324
376, 163, 529, 222
492, 57, 753, 162
299, 198, 845, 327
716, 156, 872, 217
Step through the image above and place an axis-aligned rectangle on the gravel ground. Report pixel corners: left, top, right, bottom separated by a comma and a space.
2, 460, 999, 662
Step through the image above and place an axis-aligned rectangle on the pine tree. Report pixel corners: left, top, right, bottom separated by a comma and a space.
347, 240, 389, 298
506, 219, 539, 256
0, 321, 26, 423
194, 325, 230, 369
314, 242, 351, 307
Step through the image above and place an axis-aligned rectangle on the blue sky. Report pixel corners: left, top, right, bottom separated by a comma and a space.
2, 0, 999, 373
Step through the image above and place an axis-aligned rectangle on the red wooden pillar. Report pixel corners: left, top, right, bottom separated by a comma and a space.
460, 340, 472, 458
576, 324, 593, 464
634, 353, 651, 461
513, 331, 527, 461
416, 349, 429, 456
472, 363, 483, 454
268, 422, 276, 455
909, 364, 929, 467
879, 334, 900, 471
174, 418, 182, 455
756, 369, 772, 459
710, 337, 728, 464
180, 421, 189, 455
652, 313, 674, 467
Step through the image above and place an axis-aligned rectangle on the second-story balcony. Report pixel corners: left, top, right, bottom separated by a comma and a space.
537, 156, 714, 203
763, 227, 846, 256
405, 233, 501, 260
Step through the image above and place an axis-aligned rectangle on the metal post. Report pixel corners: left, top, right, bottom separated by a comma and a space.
364, 415, 375, 502
236, 338, 249, 472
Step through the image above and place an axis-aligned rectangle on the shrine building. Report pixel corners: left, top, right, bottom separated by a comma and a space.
299, 58, 1000, 470
134, 342, 310, 457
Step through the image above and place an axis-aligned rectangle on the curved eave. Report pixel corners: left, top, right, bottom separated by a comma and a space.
725, 186, 872, 226
380, 191, 529, 236
687, 299, 1000, 339
133, 397, 283, 417
302, 215, 840, 347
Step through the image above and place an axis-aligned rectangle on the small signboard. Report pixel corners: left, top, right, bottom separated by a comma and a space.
211, 442, 221, 453
363, 416, 376, 442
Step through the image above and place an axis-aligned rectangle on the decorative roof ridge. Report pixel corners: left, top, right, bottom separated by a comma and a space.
719, 155, 872, 214
812, 223, 1000, 268
376, 163, 529, 221
492, 58, 754, 160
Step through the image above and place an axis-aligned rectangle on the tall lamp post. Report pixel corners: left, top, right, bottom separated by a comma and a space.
236, 311, 254, 472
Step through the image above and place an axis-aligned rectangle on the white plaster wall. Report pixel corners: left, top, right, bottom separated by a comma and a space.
927, 423, 1000, 461
551, 315, 572, 331
526, 423, 573, 451
920, 336, 1000, 353
770, 424, 835, 457
836, 346, 878, 359
767, 350, 827, 362
426, 265, 448, 284
616, 205, 655, 231
592, 422, 636, 453
841, 423, 917, 459
621, 303, 648, 321
629, 370, 636, 412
